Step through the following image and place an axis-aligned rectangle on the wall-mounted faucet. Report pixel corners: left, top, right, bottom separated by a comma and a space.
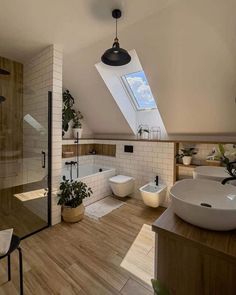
155, 176, 159, 186
221, 161, 236, 185
65, 161, 77, 166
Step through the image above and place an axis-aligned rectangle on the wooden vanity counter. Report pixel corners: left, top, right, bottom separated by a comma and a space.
152, 206, 236, 295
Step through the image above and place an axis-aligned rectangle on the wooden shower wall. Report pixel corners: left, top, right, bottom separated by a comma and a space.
0, 56, 23, 211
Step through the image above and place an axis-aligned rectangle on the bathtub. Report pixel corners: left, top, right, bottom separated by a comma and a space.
62, 164, 116, 206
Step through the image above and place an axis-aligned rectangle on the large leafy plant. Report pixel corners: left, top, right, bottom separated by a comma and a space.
62, 90, 76, 136
57, 176, 92, 208
218, 144, 236, 177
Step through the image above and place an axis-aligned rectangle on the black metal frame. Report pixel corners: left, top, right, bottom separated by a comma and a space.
0, 235, 24, 294
21, 91, 52, 240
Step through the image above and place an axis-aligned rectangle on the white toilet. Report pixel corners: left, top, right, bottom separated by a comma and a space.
109, 175, 135, 197
139, 182, 166, 208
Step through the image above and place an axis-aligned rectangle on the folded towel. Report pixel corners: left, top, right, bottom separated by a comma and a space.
0, 229, 13, 256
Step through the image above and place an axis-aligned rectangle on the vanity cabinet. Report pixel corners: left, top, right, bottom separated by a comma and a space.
152, 207, 236, 295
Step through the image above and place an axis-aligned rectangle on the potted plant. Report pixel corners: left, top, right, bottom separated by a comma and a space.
57, 176, 92, 222
176, 147, 197, 166
137, 125, 150, 140
151, 279, 170, 295
62, 90, 76, 138
72, 110, 83, 139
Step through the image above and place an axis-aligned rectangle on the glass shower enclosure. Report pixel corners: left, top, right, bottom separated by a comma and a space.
0, 56, 51, 238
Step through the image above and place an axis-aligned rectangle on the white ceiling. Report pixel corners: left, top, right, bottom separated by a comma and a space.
1, 0, 236, 135
0, 0, 174, 61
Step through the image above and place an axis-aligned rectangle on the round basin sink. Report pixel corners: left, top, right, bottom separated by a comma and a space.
193, 166, 229, 182
170, 179, 236, 231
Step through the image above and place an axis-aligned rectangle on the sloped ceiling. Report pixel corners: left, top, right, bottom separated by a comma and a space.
1, 0, 236, 135
64, 0, 236, 135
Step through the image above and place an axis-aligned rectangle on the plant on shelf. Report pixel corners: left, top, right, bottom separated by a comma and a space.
57, 176, 92, 222
137, 125, 149, 140
72, 110, 84, 139
151, 279, 170, 295
217, 144, 236, 178
62, 89, 84, 139
176, 147, 197, 166
62, 89, 76, 137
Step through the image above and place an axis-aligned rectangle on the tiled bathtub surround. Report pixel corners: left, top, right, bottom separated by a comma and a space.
81, 168, 116, 206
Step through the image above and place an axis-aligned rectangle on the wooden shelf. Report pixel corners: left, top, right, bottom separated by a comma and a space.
176, 163, 200, 168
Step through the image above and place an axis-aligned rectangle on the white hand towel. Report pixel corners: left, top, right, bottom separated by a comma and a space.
0, 229, 13, 256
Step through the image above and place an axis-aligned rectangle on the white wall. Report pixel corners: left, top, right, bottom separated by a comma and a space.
63, 0, 236, 135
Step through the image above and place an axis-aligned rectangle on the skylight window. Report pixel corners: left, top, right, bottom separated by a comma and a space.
122, 71, 157, 110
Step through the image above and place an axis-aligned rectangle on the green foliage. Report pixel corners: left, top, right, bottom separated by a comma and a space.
62, 90, 76, 136
137, 125, 149, 136
151, 279, 170, 295
62, 90, 84, 135
57, 176, 92, 208
73, 110, 83, 129
176, 147, 197, 158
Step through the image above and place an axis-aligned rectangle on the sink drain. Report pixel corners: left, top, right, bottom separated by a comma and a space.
200, 203, 212, 208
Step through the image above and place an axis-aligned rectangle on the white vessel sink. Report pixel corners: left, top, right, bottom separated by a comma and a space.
170, 179, 236, 231
193, 166, 229, 182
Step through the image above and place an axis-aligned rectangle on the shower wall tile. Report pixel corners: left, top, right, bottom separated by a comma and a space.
23, 45, 63, 225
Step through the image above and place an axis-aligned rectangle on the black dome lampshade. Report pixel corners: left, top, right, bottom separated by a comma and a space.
101, 9, 131, 66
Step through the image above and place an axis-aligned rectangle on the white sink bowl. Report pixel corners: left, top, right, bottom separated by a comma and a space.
170, 179, 236, 231
193, 166, 229, 182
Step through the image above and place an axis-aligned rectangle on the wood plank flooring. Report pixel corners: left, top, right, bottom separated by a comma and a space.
0, 198, 165, 295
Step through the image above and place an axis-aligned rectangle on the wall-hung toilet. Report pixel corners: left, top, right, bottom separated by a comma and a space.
109, 175, 135, 197
139, 182, 166, 208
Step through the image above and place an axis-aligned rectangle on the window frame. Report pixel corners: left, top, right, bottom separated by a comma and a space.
121, 71, 157, 111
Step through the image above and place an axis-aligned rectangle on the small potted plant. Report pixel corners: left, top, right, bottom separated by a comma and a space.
137, 125, 150, 140
151, 279, 170, 295
72, 110, 83, 139
57, 176, 92, 222
176, 147, 197, 166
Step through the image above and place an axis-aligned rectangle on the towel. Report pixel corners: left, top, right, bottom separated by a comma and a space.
0, 229, 13, 256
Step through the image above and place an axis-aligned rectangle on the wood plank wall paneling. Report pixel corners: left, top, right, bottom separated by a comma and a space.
0, 57, 23, 159
62, 144, 116, 158
0, 56, 23, 211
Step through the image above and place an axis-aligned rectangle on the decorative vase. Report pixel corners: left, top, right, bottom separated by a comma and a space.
62, 204, 85, 223
141, 132, 149, 140
63, 120, 73, 139
73, 128, 83, 139
182, 156, 192, 166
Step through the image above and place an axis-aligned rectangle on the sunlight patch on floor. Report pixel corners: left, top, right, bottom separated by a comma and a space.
120, 224, 154, 286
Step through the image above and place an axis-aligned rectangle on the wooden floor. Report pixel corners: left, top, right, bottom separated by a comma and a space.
0, 199, 165, 295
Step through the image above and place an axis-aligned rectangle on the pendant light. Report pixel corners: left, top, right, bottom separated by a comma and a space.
101, 9, 131, 66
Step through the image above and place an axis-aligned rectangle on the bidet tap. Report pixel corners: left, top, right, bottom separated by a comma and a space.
155, 176, 159, 186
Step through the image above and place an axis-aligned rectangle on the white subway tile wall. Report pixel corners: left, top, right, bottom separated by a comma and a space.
93, 140, 175, 206
23, 45, 62, 225
61, 140, 175, 207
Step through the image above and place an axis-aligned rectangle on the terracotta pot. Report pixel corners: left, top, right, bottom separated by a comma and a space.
62, 203, 85, 223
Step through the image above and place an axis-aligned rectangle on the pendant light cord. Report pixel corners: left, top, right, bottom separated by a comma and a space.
115, 17, 118, 40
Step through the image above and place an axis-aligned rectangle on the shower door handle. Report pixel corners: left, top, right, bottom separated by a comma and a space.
41, 151, 46, 168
